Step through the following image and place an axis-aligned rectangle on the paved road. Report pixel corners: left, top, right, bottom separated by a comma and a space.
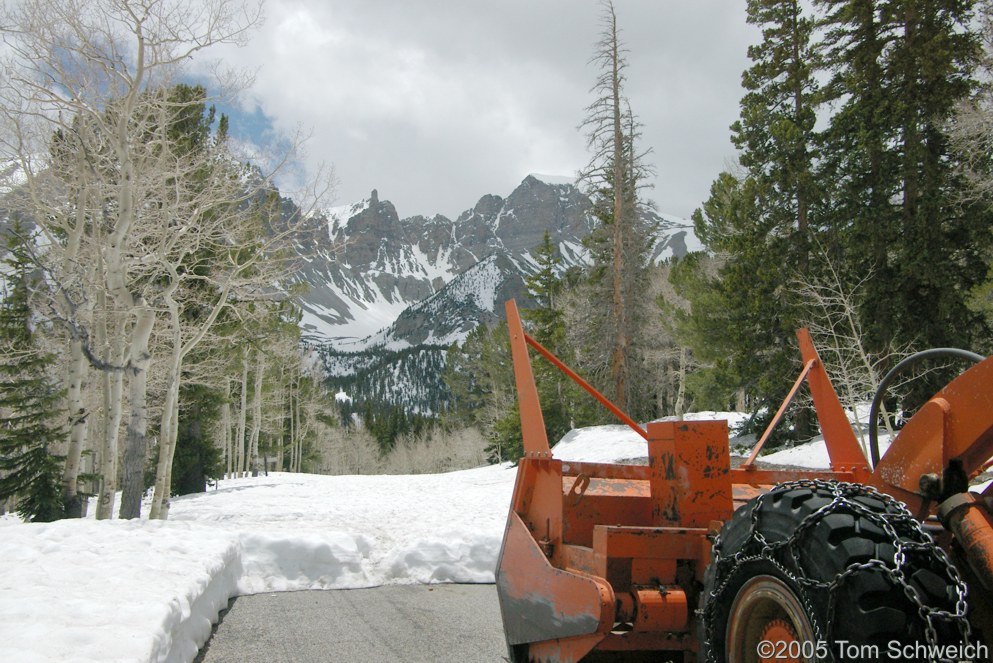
195, 584, 509, 663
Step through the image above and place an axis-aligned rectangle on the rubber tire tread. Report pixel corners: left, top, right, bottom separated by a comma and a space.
699, 483, 963, 662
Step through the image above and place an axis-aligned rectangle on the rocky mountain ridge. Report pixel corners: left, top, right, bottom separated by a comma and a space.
294, 174, 699, 350
297, 174, 701, 417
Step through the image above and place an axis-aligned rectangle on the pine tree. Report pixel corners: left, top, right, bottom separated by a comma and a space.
524, 231, 566, 346
817, 0, 989, 398
171, 383, 223, 496
521, 232, 598, 445
676, 0, 821, 436
0, 221, 66, 522
735, 0, 820, 267
887, 0, 987, 354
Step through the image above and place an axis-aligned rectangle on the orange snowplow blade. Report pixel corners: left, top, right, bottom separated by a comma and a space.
496, 299, 993, 661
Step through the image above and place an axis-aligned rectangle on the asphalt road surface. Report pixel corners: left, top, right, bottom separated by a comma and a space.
195, 584, 509, 663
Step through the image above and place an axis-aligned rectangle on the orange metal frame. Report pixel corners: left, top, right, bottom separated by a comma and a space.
495, 299, 993, 663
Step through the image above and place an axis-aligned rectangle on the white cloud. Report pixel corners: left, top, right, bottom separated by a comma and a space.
195, 0, 755, 219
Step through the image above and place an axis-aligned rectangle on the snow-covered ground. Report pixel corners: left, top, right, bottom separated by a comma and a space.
1, 413, 989, 663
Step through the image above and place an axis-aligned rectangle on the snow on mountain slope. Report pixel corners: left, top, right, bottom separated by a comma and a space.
293, 176, 596, 346
370, 251, 530, 350
650, 211, 703, 263
296, 176, 703, 414
295, 175, 700, 348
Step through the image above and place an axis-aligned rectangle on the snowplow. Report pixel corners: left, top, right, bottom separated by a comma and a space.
496, 299, 993, 662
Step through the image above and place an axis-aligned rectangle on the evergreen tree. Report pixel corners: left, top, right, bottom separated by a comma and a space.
676, 0, 821, 437
442, 322, 521, 463
520, 232, 597, 445
816, 0, 903, 351
0, 221, 66, 522
171, 384, 223, 496
735, 0, 820, 268
524, 231, 566, 345
817, 0, 989, 402
679, 0, 990, 433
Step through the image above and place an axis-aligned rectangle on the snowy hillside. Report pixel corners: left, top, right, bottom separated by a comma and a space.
371, 251, 530, 350
300, 176, 703, 415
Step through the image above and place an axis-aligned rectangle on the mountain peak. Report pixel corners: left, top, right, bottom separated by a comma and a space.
526, 173, 578, 187
295, 177, 696, 346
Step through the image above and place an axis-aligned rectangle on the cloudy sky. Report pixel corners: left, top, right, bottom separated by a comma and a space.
205, 0, 758, 221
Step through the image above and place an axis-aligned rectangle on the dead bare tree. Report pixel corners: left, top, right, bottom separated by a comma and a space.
577, 0, 654, 417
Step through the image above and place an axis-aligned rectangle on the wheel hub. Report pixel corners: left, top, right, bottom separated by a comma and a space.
758, 619, 800, 663
725, 575, 814, 663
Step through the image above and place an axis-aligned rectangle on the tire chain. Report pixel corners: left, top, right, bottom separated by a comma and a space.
702, 479, 971, 663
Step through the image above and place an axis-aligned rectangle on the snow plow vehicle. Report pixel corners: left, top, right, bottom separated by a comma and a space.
495, 300, 993, 662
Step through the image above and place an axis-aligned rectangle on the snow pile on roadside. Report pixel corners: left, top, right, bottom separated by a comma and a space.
0, 466, 518, 663
166, 467, 516, 592
758, 433, 893, 469
0, 519, 240, 663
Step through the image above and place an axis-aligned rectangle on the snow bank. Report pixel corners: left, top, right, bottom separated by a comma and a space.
757, 431, 894, 469
0, 466, 518, 663
0, 519, 240, 663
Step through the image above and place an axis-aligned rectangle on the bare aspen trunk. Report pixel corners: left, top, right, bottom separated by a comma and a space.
236, 350, 249, 477
274, 370, 285, 473
96, 310, 126, 520
149, 368, 179, 519
292, 373, 301, 472
282, 376, 290, 473
119, 305, 156, 519
160, 390, 180, 518
61, 181, 99, 517
222, 380, 232, 479
248, 349, 265, 476
674, 348, 687, 421
95, 367, 124, 519
62, 339, 88, 517
150, 296, 183, 519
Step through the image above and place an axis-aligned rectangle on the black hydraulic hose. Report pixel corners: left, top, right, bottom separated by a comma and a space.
868, 348, 985, 468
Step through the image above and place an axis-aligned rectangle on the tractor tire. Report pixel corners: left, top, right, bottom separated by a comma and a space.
698, 481, 970, 663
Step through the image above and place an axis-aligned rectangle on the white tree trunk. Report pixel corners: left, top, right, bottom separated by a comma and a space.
248, 349, 265, 476
95, 367, 124, 520
149, 295, 183, 519
674, 347, 688, 421
62, 339, 88, 516
119, 305, 156, 519
291, 374, 299, 472
148, 370, 179, 519
160, 389, 180, 518
236, 350, 249, 477
222, 380, 232, 479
